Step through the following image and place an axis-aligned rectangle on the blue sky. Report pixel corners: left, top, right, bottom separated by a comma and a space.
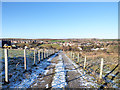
2, 2, 118, 39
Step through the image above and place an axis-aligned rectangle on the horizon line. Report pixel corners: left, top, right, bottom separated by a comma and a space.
0, 37, 118, 40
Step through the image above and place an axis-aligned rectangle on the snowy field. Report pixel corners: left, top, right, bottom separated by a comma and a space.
2, 52, 58, 88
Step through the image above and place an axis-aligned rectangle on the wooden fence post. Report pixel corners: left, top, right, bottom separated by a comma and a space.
46, 50, 48, 58
48, 50, 50, 57
77, 53, 79, 63
44, 50, 46, 59
47, 50, 49, 58
24, 49, 27, 70
41, 50, 43, 60
38, 50, 40, 62
84, 55, 86, 69
46, 50, 47, 58
100, 58, 104, 79
42, 49, 44, 60
24, 49, 27, 71
49, 49, 51, 55
48, 49, 49, 57
73, 53, 74, 60
52, 49, 53, 54
71, 51, 72, 59
51, 49, 52, 55
53, 49, 55, 54
4, 49, 8, 82
50, 49, 51, 55
34, 49, 36, 65
48, 50, 49, 57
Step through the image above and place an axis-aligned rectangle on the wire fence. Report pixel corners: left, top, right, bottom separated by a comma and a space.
65, 51, 119, 88
0, 48, 58, 85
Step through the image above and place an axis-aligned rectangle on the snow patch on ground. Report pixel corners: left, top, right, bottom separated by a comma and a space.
44, 70, 49, 75
52, 55, 67, 88
46, 84, 49, 88
64, 54, 98, 88
10, 53, 58, 88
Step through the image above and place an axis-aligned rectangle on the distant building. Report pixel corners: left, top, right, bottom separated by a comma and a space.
25, 46, 28, 49
91, 48, 99, 51
1, 40, 11, 48
78, 47, 82, 50
11, 44, 17, 49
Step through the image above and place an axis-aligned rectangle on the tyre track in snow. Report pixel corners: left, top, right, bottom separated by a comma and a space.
10, 51, 98, 88
61, 52, 98, 88
31, 51, 98, 89
51, 54, 67, 88
30, 54, 59, 88
30, 51, 67, 89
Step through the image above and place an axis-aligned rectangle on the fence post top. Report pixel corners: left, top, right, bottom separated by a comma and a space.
4, 48, 8, 50
101, 58, 104, 60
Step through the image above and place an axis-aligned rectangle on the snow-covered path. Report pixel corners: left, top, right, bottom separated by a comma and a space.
62, 52, 99, 88
52, 55, 67, 88
3, 51, 100, 88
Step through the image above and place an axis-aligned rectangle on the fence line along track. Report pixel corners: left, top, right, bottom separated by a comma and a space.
65, 51, 119, 88
1, 48, 58, 87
